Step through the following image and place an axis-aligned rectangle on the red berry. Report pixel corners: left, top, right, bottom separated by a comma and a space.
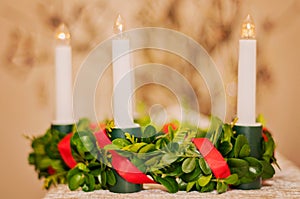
162, 123, 178, 134
47, 166, 56, 175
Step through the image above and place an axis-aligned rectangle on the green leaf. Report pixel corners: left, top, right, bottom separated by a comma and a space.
155, 137, 169, 149
161, 153, 178, 165
224, 174, 239, 185
198, 158, 211, 175
76, 118, 91, 131
182, 158, 196, 173
218, 141, 233, 156
216, 181, 227, 194
107, 169, 116, 186
234, 135, 249, 158
68, 173, 85, 191
78, 132, 96, 152
124, 132, 136, 143
138, 143, 156, 154
67, 167, 80, 180
166, 164, 183, 177
31, 137, 46, 155
156, 176, 178, 193
186, 181, 196, 192
50, 160, 65, 172
260, 160, 275, 180
90, 169, 101, 177
227, 158, 249, 178
239, 144, 251, 158
222, 124, 233, 142
112, 138, 131, 148
126, 143, 147, 153
45, 142, 61, 159
197, 174, 212, 187
77, 163, 89, 172
144, 155, 161, 166
28, 153, 35, 165
84, 173, 95, 191
71, 131, 97, 157
195, 181, 202, 191
201, 181, 215, 192
144, 125, 157, 137
244, 157, 263, 178
88, 162, 101, 169
178, 179, 187, 191
103, 144, 120, 150
167, 142, 179, 153
208, 116, 223, 145
37, 157, 52, 170
262, 131, 276, 163
181, 163, 202, 182
173, 131, 187, 143
100, 170, 107, 186
256, 114, 266, 126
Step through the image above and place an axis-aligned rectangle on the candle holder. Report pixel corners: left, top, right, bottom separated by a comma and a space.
51, 123, 74, 134
108, 126, 143, 193
233, 123, 263, 189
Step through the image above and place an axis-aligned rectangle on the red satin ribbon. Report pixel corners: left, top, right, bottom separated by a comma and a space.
58, 133, 77, 169
193, 138, 230, 179
95, 129, 155, 184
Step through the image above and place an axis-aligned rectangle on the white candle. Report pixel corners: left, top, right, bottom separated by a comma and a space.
54, 24, 73, 124
112, 15, 135, 128
237, 15, 257, 125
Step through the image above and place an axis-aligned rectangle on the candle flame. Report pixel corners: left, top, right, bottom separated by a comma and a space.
241, 14, 256, 39
113, 14, 125, 34
55, 24, 71, 45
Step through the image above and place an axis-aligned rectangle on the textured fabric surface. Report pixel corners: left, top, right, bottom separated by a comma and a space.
44, 153, 300, 199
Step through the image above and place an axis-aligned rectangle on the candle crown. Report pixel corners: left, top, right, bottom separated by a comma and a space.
55, 24, 71, 45
113, 14, 125, 35
241, 14, 256, 39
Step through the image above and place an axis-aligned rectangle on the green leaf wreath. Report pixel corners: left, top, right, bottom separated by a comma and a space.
27, 115, 278, 194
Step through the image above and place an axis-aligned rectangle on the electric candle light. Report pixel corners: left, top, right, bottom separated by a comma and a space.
110, 14, 142, 193
237, 14, 257, 125
54, 24, 73, 124
234, 15, 262, 190
112, 14, 135, 128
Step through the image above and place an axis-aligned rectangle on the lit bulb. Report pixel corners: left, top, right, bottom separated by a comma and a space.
241, 14, 256, 39
113, 14, 125, 35
55, 24, 71, 45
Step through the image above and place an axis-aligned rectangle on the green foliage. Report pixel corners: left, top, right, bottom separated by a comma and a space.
67, 162, 116, 192
28, 116, 278, 194
27, 119, 116, 191
27, 128, 69, 189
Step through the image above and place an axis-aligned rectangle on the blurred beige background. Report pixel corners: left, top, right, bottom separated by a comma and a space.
0, 0, 300, 198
